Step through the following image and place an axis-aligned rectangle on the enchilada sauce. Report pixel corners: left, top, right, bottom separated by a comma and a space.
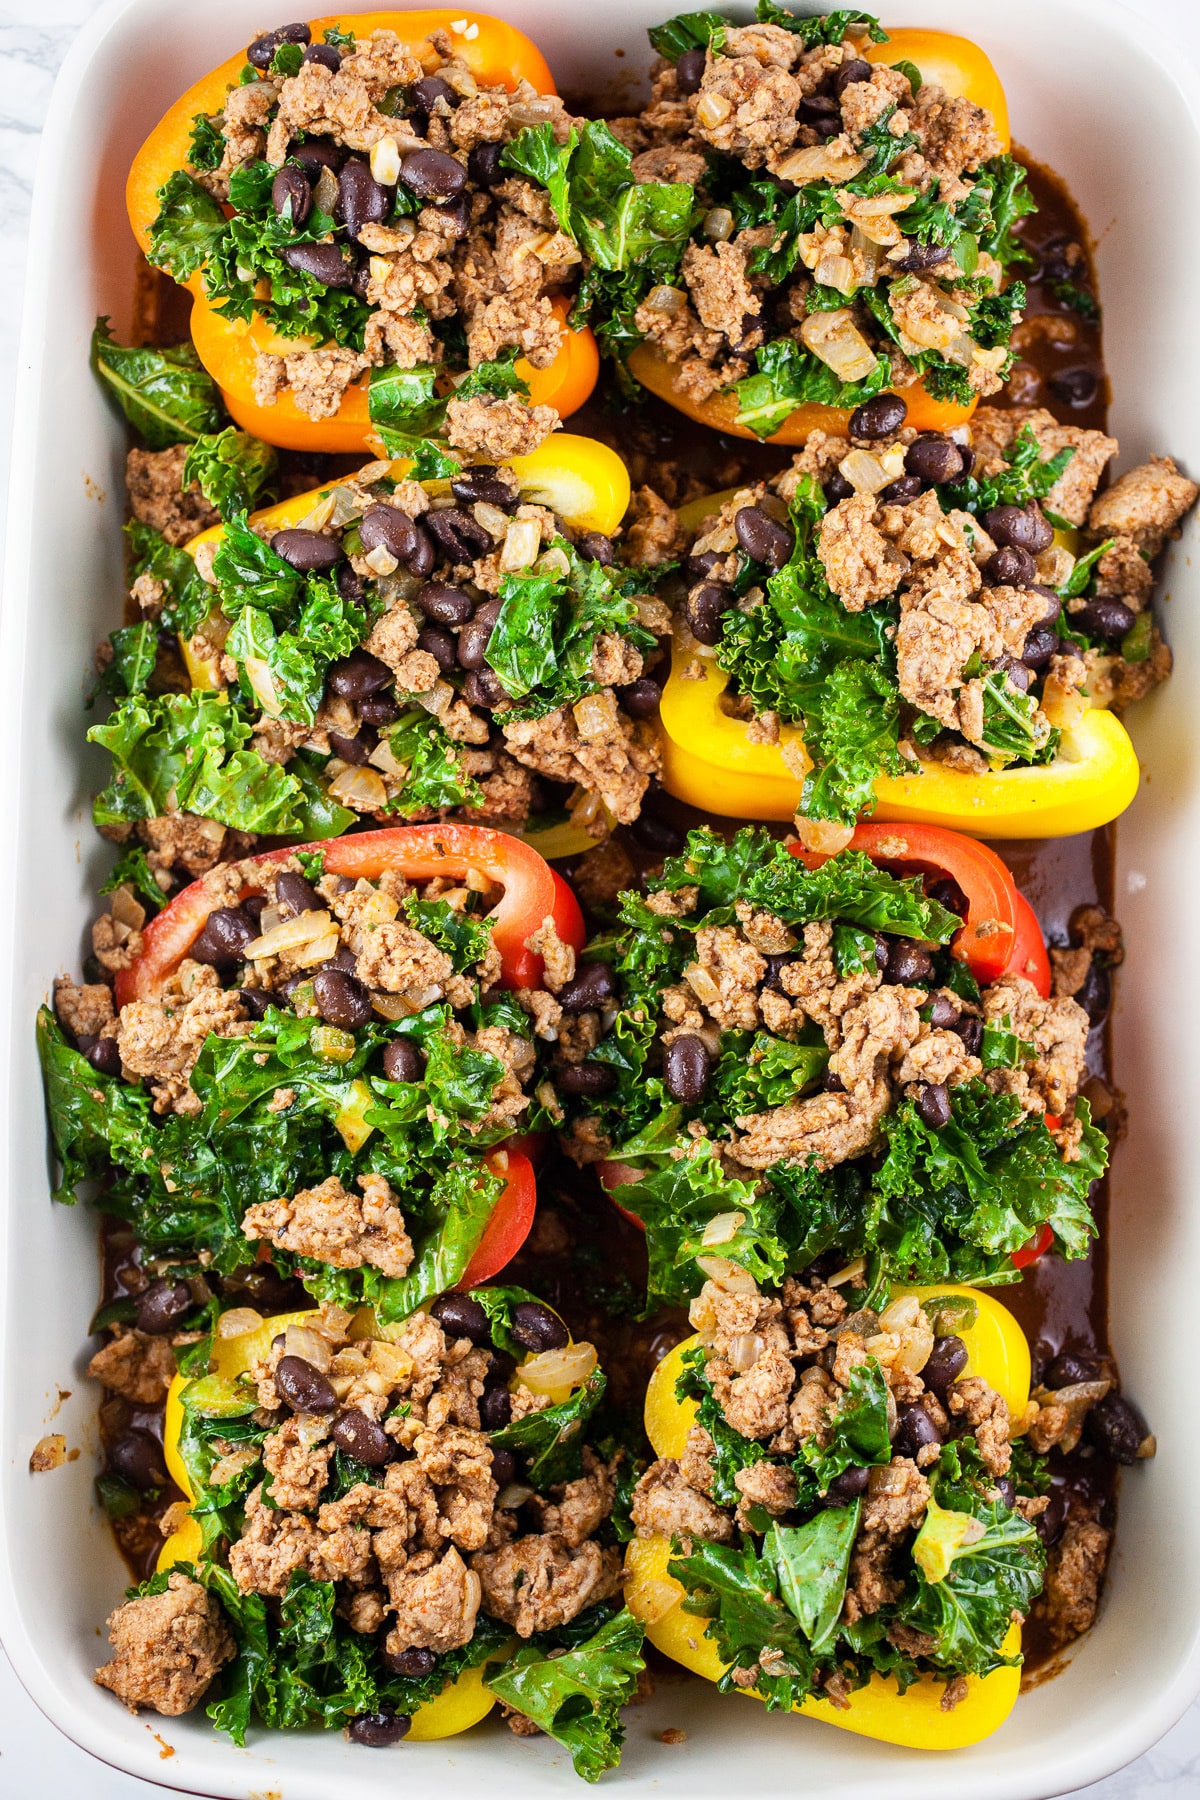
104, 160, 1118, 1679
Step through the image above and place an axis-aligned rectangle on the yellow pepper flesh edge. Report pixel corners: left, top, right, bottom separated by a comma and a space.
863, 29, 1011, 152
629, 1286, 1030, 1749
156, 1307, 496, 1741
659, 631, 1141, 837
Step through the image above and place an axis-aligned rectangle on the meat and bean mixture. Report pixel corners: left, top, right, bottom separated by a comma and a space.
36, 0, 1181, 1775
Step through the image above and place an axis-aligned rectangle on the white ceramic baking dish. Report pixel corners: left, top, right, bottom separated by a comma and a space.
3, 0, 1199, 1793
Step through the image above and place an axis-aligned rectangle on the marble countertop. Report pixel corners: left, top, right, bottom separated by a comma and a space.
2, 2, 1199, 1795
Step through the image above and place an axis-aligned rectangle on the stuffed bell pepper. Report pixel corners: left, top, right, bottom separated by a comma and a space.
625, 1269, 1153, 1746
91, 432, 671, 877
650, 405, 1196, 832
41, 824, 585, 1315
92, 1288, 647, 1773
548, 823, 1116, 1306
597, 6, 1025, 443
126, 11, 606, 454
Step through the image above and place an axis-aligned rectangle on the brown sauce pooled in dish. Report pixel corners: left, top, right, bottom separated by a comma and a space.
105, 159, 1120, 1678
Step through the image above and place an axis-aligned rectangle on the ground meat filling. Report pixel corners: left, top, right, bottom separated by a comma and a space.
630, 1274, 1041, 1700
95, 1572, 236, 1716
178, 25, 583, 444
171, 457, 660, 836
618, 25, 1016, 410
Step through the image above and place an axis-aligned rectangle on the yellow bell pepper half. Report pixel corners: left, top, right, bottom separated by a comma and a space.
157, 1307, 497, 1741
864, 29, 1011, 152
659, 633, 1141, 837
626, 1286, 1031, 1751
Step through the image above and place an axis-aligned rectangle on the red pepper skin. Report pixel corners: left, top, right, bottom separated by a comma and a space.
460, 1151, 537, 1287
1012, 1221, 1055, 1269
116, 823, 584, 1007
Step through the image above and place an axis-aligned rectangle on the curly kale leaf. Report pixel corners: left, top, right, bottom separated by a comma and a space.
647, 10, 728, 58
939, 422, 1075, 518
491, 1369, 608, 1488
367, 353, 527, 466
182, 426, 278, 519
485, 1607, 646, 1782
732, 336, 892, 439
124, 520, 213, 638
91, 317, 224, 448
504, 120, 695, 276
755, 3, 888, 45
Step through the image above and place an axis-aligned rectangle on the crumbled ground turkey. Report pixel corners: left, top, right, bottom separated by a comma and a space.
189, 26, 581, 447
95, 1573, 235, 1716
125, 447, 219, 547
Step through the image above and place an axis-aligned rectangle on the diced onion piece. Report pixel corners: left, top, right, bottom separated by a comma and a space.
792, 816, 855, 855
328, 765, 389, 811
519, 1340, 597, 1395
500, 518, 543, 571
371, 991, 418, 1020
695, 91, 732, 128
473, 501, 512, 538
775, 145, 867, 183
838, 443, 907, 495
299, 492, 336, 532
370, 136, 401, 185
242, 656, 281, 718
573, 691, 619, 742
826, 1256, 866, 1288
369, 738, 408, 779
695, 1257, 758, 1292
244, 909, 337, 960
364, 543, 399, 577
217, 1307, 264, 1339
799, 308, 879, 382
497, 1482, 536, 1509
701, 1210, 746, 1247
1041, 677, 1085, 731
727, 1332, 764, 1373
110, 885, 147, 932
814, 251, 857, 295
285, 1324, 333, 1370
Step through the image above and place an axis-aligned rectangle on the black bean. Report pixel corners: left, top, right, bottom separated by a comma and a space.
418, 626, 458, 675
927, 992, 960, 1029
303, 41, 341, 70
1073, 597, 1136, 644
423, 506, 492, 560
238, 988, 272, 1021
798, 95, 842, 136
247, 22, 310, 68
325, 944, 360, 975
327, 728, 371, 765
1030, 583, 1063, 622
385, 1646, 437, 1678
358, 692, 400, 726
467, 141, 503, 187
360, 505, 421, 564
922, 1335, 969, 1400
927, 876, 967, 917
479, 1386, 512, 1429
382, 1037, 422, 1084
511, 1301, 569, 1352
1021, 624, 1060, 671
247, 892, 269, 920
894, 1402, 942, 1459
954, 1015, 983, 1056
1036, 1487, 1067, 1546
335, 561, 364, 607
136, 1279, 192, 1336
686, 581, 735, 645
556, 1062, 616, 1097
457, 598, 502, 671
558, 961, 616, 1014
290, 138, 348, 178
275, 1354, 337, 1414
823, 470, 854, 504
462, 667, 506, 710
271, 165, 312, 227
873, 934, 891, 972
490, 1447, 517, 1487
674, 45, 707, 93
191, 906, 256, 969
994, 1476, 1017, 1508
333, 1408, 393, 1466
312, 967, 373, 1029
276, 870, 321, 916
348, 1709, 410, 1747
413, 74, 458, 113
916, 1082, 951, 1129
892, 239, 952, 274
850, 393, 907, 439
1044, 1350, 1101, 1389
431, 1292, 490, 1342
879, 474, 923, 505
327, 647, 393, 699
983, 544, 1036, 588
576, 532, 615, 565
336, 159, 388, 238
983, 502, 1054, 554
416, 581, 475, 625
281, 241, 354, 287
350, 262, 372, 301
685, 549, 722, 581
825, 1464, 870, 1505
270, 527, 342, 572
1087, 1392, 1150, 1465
108, 1430, 167, 1491
401, 147, 467, 200
1076, 959, 1111, 1025
663, 1033, 711, 1104
904, 434, 965, 486
885, 938, 935, 985
451, 465, 517, 509
996, 655, 1032, 694
630, 810, 685, 856
401, 515, 435, 577
1049, 366, 1098, 407
761, 953, 793, 994
81, 1035, 122, 1077
433, 188, 471, 237
834, 56, 872, 95
734, 506, 794, 569
619, 677, 662, 720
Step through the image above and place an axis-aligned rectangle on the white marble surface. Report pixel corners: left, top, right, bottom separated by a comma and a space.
2, 1, 1200, 1795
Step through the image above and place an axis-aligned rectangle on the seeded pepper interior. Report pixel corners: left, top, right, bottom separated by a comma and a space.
38, 2, 1190, 1776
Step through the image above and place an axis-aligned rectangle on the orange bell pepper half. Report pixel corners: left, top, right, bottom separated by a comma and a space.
114, 822, 585, 1007
126, 10, 598, 453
